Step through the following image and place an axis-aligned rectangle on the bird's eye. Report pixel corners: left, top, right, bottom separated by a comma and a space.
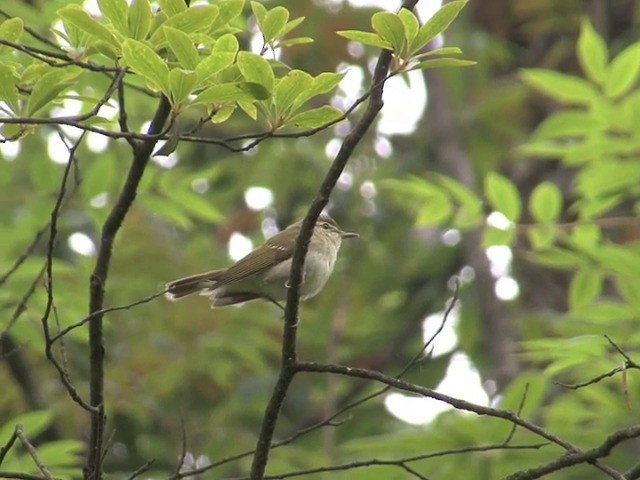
321, 222, 331, 229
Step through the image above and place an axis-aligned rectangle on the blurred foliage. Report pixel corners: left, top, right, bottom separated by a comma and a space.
1, 0, 640, 479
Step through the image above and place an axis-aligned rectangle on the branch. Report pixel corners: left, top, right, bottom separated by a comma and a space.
85, 95, 171, 478
15, 425, 54, 480
248, 2, 420, 479
255, 443, 545, 480
502, 426, 640, 480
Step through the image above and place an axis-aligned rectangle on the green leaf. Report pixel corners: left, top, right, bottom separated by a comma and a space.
59, 8, 115, 49
604, 42, 640, 98
529, 182, 562, 223
569, 268, 603, 309
195, 34, 238, 86
0, 64, 19, 113
411, 0, 467, 53
436, 174, 483, 229
291, 71, 343, 112
210, 104, 236, 123
169, 68, 197, 104
140, 194, 192, 229
158, 0, 187, 16
0, 411, 53, 442
250, 1, 267, 26
532, 110, 604, 139
572, 301, 635, 322
398, 8, 419, 45
214, 0, 245, 31
237, 51, 275, 93
128, 0, 152, 40
484, 172, 522, 222
528, 247, 586, 270
0, 18, 24, 55
274, 70, 313, 116
336, 30, 392, 50
279, 16, 305, 38
164, 26, 200, 70
521, 69, 599, 105
286, 105, 344, 129
577, 19, 608, 84
574, 194, 622, 219
156, 5, 219, 40
277, 37, 313, 48
261, 6, 289, 44
26, 67, 82, 116
569, 223, 601, 249
98, 0, 129, 36
616, 275, 640, 310
165, 190, 223, 222
527, 224, 556, 250
416, 195, 453, 226
410, 58, 476, 71
122, 39, 170, 96
414, 46, 462, 59
81, 154, 116, 201
57, 4, 119, 51
192, 82, 269, 105
483, 225, 515, 247
372, 11, 405, 53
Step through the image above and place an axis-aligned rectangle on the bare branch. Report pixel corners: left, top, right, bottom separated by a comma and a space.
85, 95, 172, 478
15, 426, 53, 480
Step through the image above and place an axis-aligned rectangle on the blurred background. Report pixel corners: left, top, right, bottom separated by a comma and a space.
2, 0, 640, 478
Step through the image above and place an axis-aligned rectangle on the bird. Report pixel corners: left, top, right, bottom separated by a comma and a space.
165, 214, 358, 308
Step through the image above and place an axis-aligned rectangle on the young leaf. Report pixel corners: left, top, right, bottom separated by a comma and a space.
291, 71, 343, 112
279, 16, 305, 38
0, 64, 19, 113
0, 18, 24, 55
128, 0, 152, 40
277, 37, 313, 48
57, 4, 119, 50
26, 67, 82, 116
411, 0, 467, 53
261, 6, 289, 44
169, 68, 197, 105
398, 8, 419, 45
528, 224, 556, 250
274, 70, 313, 116
192, 82, 269, 105
122, 39, 170, 96
371, 11, 406, 53
97, 0, 129, 36
250, 1, 268, 26
569, 268, 603, 309
336, 30, 392, 50
577, 19, 608, 84
529, 182, 562, 223
196, 54, 235, 86
162, 5, 219, 35
485, 172, 522, 223
410, 58, 475, 71
287, 105, 344, 129
237, 51, 275, 93
164, 26, 200, 70
604, 43, 640, 99
521, 69, 599, 105
158, 0, 187, 16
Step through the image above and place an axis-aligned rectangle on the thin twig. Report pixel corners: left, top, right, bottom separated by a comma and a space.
15, 425, 54, 480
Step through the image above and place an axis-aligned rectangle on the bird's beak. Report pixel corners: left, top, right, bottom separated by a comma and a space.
340, 231, 359, 239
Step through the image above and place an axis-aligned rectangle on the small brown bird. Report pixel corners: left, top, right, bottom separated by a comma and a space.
165, 214, 358, 308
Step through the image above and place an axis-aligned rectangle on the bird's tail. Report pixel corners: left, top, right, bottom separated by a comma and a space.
165, 270, 224, 300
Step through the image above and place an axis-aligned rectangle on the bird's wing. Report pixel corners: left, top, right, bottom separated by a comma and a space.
215, 241, 292, 287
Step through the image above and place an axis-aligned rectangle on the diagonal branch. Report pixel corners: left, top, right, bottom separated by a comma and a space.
248, 2, 420, 479
85, 96, 171, 479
